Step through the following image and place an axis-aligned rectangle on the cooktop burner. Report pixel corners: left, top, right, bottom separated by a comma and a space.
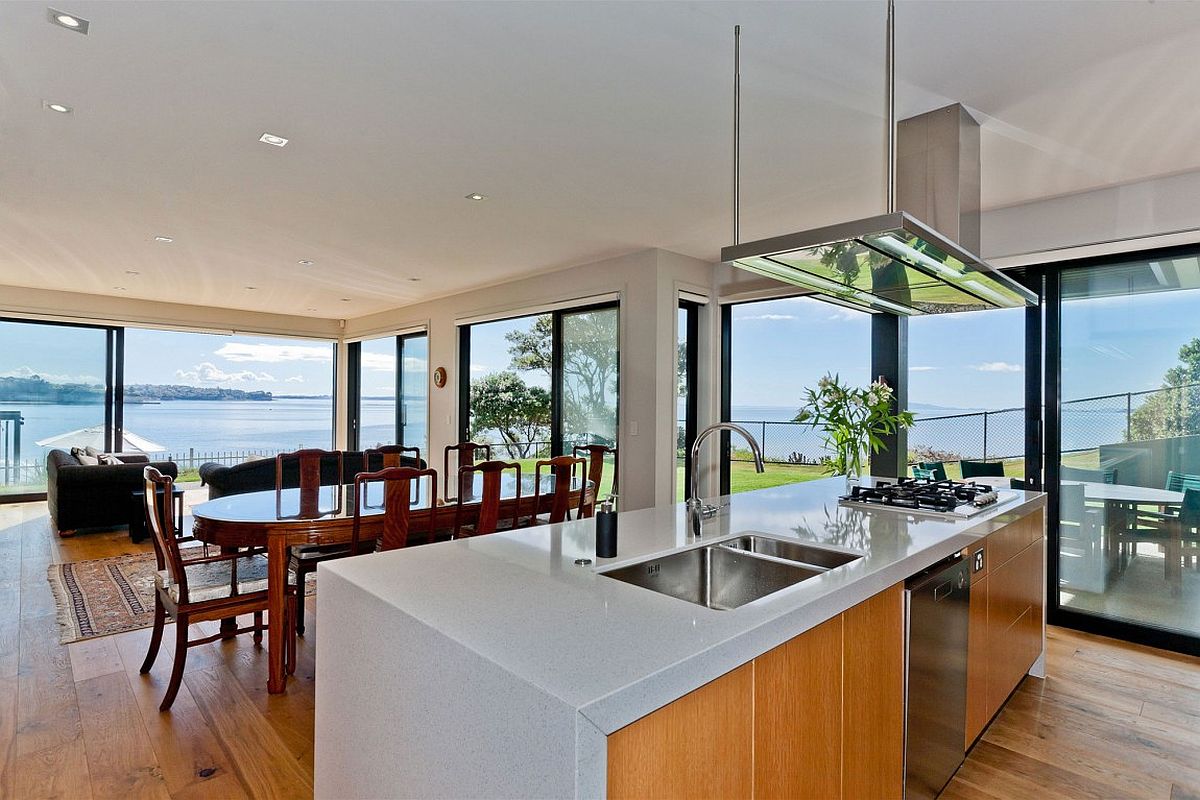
838, 478, 1010, 517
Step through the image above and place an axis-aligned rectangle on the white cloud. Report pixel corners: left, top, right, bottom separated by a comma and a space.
910, 366, 940, 372
176, 362, 276, 384
0, 366, 102, 384
972, 361, 1022, 373
285, 375, 305, 383
469, 363, 490, 373
740, 314, 796, 321
215, 342, 332, 364
825, 307, 862, 322
361, 352, 395, 372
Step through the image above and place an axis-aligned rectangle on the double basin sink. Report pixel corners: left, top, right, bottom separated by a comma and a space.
601, 534, 862, 611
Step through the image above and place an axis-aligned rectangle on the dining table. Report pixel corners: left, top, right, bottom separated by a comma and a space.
191, 472, 594, 693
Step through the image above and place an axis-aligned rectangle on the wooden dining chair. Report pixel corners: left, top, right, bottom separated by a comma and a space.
366, 444, 423, 470
530, 455, 588, 526
139, 466, 281, 711
280, 448, 349, 636
443, 442, 492, 502
354, 466, 439, 553
453, 460, 521, 538
572, 444, 617, 517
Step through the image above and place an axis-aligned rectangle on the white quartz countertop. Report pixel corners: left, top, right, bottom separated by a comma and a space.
322, 477, 1046, 735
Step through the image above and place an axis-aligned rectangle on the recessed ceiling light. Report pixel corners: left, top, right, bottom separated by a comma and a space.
340, 298, 351, 302
43, 101, 73, 114
259, 133, 289, 147
245, 286, 257, 290
48, 8, 89, 33
306, 308, 318, 312
408, 277, 421, 282
298, 260, 314, 266
125, 270, 140, 275
465, 193, 487, 201
113, 286, 126, 291
154, 236, 173, 243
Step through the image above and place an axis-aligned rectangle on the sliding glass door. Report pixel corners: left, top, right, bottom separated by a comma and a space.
0, 319, 113, 498
460, 303, 619, 488
353, 332, 428, 457
1053, 252, 1200, 646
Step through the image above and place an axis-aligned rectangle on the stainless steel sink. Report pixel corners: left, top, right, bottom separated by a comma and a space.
600, 534, 863, 610
720, 534, 861, 570
601, 545, 822, 610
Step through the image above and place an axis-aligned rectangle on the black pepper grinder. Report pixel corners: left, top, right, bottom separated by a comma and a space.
595, 493, 618, 558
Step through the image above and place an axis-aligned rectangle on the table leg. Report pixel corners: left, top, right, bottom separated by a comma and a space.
267, 533, 288, 694
219, 545, 240, 638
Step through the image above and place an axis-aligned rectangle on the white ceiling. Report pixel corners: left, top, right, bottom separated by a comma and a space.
2, 0, 1199, 318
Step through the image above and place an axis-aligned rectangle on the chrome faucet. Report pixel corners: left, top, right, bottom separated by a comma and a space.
687, 423, 765, 537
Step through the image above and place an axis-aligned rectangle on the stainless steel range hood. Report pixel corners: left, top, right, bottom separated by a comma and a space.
720, 211, 1037, 316
721, 6, 1037, 316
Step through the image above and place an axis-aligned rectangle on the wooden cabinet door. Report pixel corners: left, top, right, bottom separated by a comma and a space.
985, 540, 1042, 715
754, 616, 843, 800
843, 583, 905, 800
607, 663, 753, 800
964, 572, 989, 749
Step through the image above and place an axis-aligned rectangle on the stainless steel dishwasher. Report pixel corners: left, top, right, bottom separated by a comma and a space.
905, 554, 971, 800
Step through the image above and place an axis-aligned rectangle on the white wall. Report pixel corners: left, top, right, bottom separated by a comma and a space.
345, 248, 714, 512
983, 167, 1200, 262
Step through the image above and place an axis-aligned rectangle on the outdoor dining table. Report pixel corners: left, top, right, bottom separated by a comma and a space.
191, 472, 594, 693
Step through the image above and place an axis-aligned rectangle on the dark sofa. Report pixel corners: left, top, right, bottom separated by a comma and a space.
198, 450, 425, 499
46, 449, 179, 535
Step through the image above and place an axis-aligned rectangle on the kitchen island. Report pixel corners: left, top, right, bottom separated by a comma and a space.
314, 477, 1046, 799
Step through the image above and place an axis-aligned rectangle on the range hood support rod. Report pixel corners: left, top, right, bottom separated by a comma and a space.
885, 0, 896, 214
733, 24, 741, 246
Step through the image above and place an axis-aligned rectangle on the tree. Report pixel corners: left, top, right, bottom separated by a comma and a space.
1128, 337, 1200, 441
505, 312, 618, 443
468, 371, 551, 457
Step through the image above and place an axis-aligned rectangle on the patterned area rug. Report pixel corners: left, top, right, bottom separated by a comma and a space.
47, 551, 315, 644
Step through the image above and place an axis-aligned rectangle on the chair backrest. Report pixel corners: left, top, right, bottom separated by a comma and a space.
353, 466, 439, 553
1166, 470, 1200, 493
366, 445, 423, 469
277, 449, 344, 517
533, 455, 588, 525
443, 442, 492, 501
917, 461, 947, 481
912, 466, 936, 480
961, 460, 1005, 478
1010, 478, 1028, 490
1179, 487, 1200, 531
572, 444, 617, 513
143, 466, 189, 599
1061, 465, 1117, 484
454, 460, 520, 537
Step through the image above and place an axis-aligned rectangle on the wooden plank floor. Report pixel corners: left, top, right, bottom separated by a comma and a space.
2, 499, 1199, 799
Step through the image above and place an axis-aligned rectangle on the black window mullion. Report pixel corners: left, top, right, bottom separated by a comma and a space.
681, 301, 699, 500
395, 335, 405, 446
550, 311, 564, 458
346, 341, 362, 450
719, 303, 732, 495
457, 325, 472, 444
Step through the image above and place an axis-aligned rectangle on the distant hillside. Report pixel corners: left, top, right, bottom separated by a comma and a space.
0, 375, 272, 403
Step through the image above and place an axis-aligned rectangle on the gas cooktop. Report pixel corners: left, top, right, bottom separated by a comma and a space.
838, 478, 1017, 518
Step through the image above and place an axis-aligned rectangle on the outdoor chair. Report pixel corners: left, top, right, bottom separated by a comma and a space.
960, 460, 1005, 479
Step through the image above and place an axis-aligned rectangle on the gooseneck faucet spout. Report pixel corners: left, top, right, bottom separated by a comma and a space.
686, 423, 765, 537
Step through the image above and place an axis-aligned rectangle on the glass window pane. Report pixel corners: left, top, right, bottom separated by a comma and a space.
907, 307, 1025, 480
0, 321, 109, 495
727, 297, 870, 494
466, 314, 551, 461
359, 336, 398, 448
561, 307, 619, 497
123, 329, 335, 481
677, 306, 690, 502
400, 334, 428, 456
1058, 257, 1200, 638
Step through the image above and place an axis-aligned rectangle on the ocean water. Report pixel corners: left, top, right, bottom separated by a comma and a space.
2, 398, 425, 463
